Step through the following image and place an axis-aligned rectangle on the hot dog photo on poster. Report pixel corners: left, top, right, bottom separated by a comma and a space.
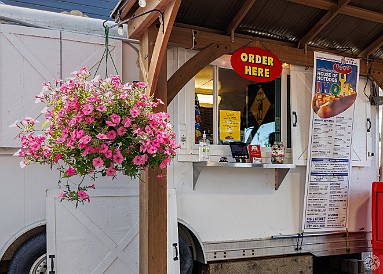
312, 52, 359, 118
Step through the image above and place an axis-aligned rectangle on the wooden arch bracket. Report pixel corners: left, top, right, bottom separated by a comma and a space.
167, 43, 232, 105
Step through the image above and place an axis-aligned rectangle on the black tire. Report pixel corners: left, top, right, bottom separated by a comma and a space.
179, 236, 193, 274
7, 233, 47, 274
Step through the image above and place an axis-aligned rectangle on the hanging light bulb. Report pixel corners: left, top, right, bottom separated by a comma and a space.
138, 0, 146, 7
117, 24, 124, 36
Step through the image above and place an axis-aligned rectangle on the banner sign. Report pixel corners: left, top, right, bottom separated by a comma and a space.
303, 52, 359, 232
231, 47, 282, 82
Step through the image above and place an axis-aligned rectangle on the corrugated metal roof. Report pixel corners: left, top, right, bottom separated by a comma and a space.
310, 14, 382, 55
238, 0, 326, 44
176, 0, 244, 31
173, 0, 383, 61
350, 0, 383, 14
1, 0, 117, 20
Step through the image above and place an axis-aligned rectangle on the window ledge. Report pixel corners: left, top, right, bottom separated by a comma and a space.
192, 161, 295, 190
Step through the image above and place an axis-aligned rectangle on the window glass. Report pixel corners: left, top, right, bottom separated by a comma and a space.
195, 65, 287, 147
218, 67, 281, 146
195, 65, 213, 143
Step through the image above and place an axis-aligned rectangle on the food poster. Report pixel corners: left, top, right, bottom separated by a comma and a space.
302, 52, 359, 232
219, 110, 241, 141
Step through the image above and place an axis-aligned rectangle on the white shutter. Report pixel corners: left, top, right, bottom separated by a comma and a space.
290, 65, 313, 165
46, 189, 139, 274
351, 77, 372, 166
0, 25, 60, 147
167, 188, 181, 274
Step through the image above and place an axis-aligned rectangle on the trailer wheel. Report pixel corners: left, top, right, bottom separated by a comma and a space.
7, 233, 47, 274
179, 236, 193, 274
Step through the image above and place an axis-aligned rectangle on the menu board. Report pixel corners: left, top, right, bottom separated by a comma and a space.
303, 52, 359, 232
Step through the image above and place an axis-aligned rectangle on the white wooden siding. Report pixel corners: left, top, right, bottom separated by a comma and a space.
0, 24, 122, 147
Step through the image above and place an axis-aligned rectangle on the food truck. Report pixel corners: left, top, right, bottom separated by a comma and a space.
0, 3, 380, 274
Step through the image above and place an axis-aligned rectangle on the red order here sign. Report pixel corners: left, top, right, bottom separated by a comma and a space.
230, 47, 282, 82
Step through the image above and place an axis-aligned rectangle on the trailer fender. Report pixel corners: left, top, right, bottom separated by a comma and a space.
178, 219, 207, 264
0, 220, 46, 261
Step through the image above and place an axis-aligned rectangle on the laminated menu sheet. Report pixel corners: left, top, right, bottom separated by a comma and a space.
302, 52, 359, 232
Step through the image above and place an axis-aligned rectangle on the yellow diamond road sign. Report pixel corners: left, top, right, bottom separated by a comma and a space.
251, 87, 271, 125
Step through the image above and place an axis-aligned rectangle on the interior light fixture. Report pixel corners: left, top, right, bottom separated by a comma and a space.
117, 24, 124, 36
138, 0, 146, 7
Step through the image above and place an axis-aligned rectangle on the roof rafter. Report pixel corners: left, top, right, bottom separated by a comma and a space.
298, 0, 351, 48
358, 35, 383, 58
113, 0, 136, 21
125, 0, 173, 39
226, 0, 256, 36
288, 0, 383, 24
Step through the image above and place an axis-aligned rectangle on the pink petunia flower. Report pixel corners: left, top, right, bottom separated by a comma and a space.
159, 157, 171, 169
93, 157, 104, 168
113, 149, 124, 164
96, 105, 107, 112
54, 154, 63, 163
106, 130, 116, 140
132, 154, 148, 165
82, 104, 94, 115
110, 114, 121, 125
106, 165, 116, 176
85, 117, 95, 124
135, 82, 147, 88
117, 127, 126, 136
78, 190, 90, 202
123, 117, 132, 128
58, 191, 66, 200
79, 135, 92, 145
130, 107, 141, 118
106, 121, 117, 127
66, 167, 77, 176
96, 133, 108, 140
104, 150, 112, 159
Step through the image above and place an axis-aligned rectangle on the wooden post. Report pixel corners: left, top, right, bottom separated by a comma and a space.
139, 24, 168, 274
116, 1, 180, 272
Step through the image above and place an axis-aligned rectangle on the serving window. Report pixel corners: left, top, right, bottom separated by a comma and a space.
194, 61, 290, 148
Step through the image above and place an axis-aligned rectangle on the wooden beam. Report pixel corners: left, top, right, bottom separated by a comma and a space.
127, 0, 172, 40
139, 23, 169, 274
288, 0, 383, 24
167, 43, 232, 104
147, 0, 182, 95
226, 0, 256, 35
168, 25, 383, 98
169, 26, 313, 65
298, 0, 351, 48
139, 24, 158, 83
116, 0, 136, 21
358, 35, 383, 58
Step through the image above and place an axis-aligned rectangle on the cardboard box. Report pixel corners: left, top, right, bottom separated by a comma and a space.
248, 145, 262, 163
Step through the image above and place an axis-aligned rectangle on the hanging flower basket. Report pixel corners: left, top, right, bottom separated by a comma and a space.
12, 68, 178, 204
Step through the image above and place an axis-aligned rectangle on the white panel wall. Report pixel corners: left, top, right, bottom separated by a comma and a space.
168, 48, 379, 243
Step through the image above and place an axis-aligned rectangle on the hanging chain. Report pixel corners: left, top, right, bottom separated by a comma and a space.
94, 21, 119, 78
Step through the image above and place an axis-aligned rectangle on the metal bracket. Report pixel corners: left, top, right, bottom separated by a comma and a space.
49, 255, 55, 274
370, 96, 383, 105
295, 233, 303, 252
